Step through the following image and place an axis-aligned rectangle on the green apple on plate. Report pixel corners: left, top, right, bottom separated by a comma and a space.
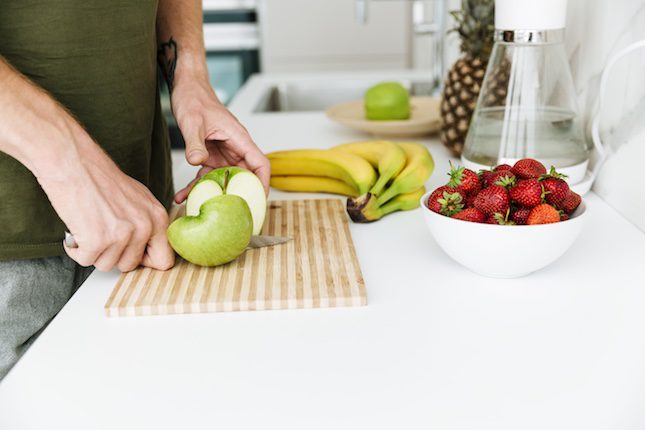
167, 167, 267, 267
364, 82, 410, 121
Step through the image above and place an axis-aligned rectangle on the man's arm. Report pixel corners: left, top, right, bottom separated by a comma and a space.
0, 57, 174, 272
156, 0, 270, 201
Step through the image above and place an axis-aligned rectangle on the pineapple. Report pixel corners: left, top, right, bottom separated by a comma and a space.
440, 0, 497, 157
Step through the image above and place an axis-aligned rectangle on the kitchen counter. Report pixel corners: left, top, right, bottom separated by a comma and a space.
2, 78, 645, 430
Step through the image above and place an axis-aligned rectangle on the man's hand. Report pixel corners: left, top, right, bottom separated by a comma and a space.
37, 141, 175, 273
0, 57, 175, 273
170, 78, 270, 204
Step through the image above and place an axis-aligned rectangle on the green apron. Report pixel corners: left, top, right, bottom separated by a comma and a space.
0, 0, 174, 260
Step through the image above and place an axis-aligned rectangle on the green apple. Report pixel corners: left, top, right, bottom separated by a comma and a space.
167, 195, 253, 266
364, 82, 410, 120
186, 167, 267, 235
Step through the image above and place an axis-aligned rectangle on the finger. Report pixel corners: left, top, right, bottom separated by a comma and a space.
115, 243, 146, 272
141, 231, 175, 271
246, 151, 271, 194
63, 241, 102, 268
180, 119, 208, 166
93, 244, 127, 272
231, 138, 270, 194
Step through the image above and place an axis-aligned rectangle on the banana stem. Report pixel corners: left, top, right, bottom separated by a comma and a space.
369, 174, 390, 196
376, 184, 400, 206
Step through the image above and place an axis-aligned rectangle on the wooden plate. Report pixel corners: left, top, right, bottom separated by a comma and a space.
326, 96, 441, 137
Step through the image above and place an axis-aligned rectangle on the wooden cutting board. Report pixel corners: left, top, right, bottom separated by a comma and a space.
105, 199, 367, 317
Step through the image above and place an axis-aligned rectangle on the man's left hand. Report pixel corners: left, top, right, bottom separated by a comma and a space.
171, 79, 270, 204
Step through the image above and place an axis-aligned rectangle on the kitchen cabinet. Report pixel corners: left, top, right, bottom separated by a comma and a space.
258, 0, 413, 72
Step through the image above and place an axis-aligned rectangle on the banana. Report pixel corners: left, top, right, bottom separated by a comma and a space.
268, 149, 376, 195
270, 175, 359, 197
332, 140, 406, 196
347, 186, 426, 223
376, 142, 434, 205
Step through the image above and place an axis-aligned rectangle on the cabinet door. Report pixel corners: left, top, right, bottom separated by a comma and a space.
259, 0, 412, 72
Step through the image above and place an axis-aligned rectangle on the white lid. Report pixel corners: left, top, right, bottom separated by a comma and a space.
495, 0, 567, 30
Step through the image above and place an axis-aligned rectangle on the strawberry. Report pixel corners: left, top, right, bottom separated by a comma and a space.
511, 158, 547, 179
527, 204, 561, 225
560, 213, 570, 221
478, 169, 495, 188
484, 210, 514, 225
474, 185, 510, 215
509, 179, 544, 208
447, 162, 481, 195
452, 207, 486, 223
540, 167, 570, 207
463, 192, 477, 208
489, 170, 516, 188
485, 214, 499, 224
511, 207, 531, 225
480, 169, 515, 188
560, 190, 582, 214
494, 164, 512, 172
426, 186, 465, 216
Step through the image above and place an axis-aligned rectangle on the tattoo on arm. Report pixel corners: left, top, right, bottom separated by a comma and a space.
157, 37, 177, 92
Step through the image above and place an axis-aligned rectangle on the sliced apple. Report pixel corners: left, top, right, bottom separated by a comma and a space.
186, 180, 223, 217
186, 167, 267, 235
168, 195, 252, 267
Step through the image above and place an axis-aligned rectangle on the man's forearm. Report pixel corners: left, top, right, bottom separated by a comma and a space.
156, 0, 209, 93
0, 57, 98, 181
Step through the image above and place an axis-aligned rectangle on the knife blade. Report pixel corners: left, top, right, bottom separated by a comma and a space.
248, 235, 292, 249
64, 231, 291, 250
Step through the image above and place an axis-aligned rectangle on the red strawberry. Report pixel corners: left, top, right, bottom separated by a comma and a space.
452, 208, 486, 223
494, 164, 512, 172
511, 207, 531, 225
447, 162, 481, 195
527, 204, 561, 225
463, 193, 477, 208
509, 179, 544, 208
560, 213, 570, 221
485, 214, 499, 224
540, 167, 570, 208
560, 190, 582, 214
478, 169, 495, 188
474, 185, 510, 215
511, 158, 547, 179
426, 186, 465, 216
484, 210, 514, 225
489, 170, 516, 188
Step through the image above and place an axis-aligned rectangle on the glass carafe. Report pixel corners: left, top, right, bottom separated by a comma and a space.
462, 1, 589, 184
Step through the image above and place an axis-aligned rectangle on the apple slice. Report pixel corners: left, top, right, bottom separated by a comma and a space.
186, 167, 267, 235
186, 180, 223, 217
224, 169, 267, 235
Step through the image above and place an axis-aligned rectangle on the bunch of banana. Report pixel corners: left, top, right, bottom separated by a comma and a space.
268, 149, 376, 195
335, 141, 434, 222
267, 141, 434, 223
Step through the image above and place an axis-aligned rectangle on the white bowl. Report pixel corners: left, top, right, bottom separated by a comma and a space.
420, 191, 588, 278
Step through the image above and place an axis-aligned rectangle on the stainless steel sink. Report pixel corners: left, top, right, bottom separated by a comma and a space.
253, 79, 436, 113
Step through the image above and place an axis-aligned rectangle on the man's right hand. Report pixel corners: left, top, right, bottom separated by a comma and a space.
0, 57, 174, 273
38, 144, 175, 273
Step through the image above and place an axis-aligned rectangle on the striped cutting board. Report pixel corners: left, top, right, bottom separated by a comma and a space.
105, 199, 367, 317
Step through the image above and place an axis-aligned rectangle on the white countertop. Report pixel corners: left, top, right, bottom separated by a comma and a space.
2, 84, 645, 429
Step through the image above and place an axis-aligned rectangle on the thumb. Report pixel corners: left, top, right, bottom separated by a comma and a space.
182, 122, 208, 166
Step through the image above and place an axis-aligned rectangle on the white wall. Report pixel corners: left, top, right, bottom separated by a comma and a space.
566, 0, 645, 138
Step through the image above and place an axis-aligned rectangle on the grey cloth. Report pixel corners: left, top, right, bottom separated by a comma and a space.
0, 256, 93, 380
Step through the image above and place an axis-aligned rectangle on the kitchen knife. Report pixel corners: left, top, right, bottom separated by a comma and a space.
64, 231, 291, 250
